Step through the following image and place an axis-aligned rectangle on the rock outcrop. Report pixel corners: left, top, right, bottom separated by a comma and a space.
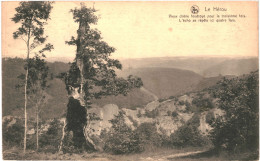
84, 93, 224, 150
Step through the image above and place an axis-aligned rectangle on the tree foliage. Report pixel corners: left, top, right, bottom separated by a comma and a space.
17, 56, 49, 94
210, 71, 259, 153
12, 1, 54, 55
62, 4, 143, 107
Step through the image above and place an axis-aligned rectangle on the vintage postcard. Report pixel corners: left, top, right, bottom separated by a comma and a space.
2, 1, 259, 160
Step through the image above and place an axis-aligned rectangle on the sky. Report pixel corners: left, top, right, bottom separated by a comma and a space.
2, 1, 258, 61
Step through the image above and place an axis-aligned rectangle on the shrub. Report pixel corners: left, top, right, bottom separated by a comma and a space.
179, 100, 185, 105
62, 131, 78, 154
3, 118, 24, 148
137, 110, 142, 118
135, 123, 162, 147
158, 98, 166, 102
171, 111, 178, 118
184, 101, 191, 111
103, 111, 144, 154
170, 124, 208, 147
186, 113, 200, 127
170, 112, 210, 147
205, 111, 215, 125
185, 104, 197, 113
62, 131, 84, 154
145, 109, 159, 118
168, 96, 175, 99
129, 106, 137, 110
192, 96, 214, 111
39, 118, 63, 153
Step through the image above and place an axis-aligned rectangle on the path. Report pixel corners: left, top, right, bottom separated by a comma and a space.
86, 150, 208, 161
139, 150, 208, 161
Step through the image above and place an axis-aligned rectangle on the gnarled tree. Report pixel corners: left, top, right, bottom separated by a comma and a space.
60, 4, 143, 151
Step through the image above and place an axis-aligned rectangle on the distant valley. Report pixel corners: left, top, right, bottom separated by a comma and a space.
2, 56, 258, 121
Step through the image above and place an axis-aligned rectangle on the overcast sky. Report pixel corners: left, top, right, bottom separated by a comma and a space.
2, 1, 258, 61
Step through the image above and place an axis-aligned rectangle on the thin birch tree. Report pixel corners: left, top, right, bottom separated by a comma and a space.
12, 1, 53, 153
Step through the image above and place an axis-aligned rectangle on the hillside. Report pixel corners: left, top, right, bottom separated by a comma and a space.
119, 57, 258, 77
192, 75, 236, 92
202, 58, 258, 77
2, 58, 25, 116
2, 58, 154, 120
3, 59, 258, 160
2, 57, 258, 121
118, 67, 203, 98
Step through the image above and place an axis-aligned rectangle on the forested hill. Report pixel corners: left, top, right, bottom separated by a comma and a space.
119, 57, 258, 77
2, 57, 258, 121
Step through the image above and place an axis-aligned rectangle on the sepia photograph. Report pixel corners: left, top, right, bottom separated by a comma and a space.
1, 1, 259, 160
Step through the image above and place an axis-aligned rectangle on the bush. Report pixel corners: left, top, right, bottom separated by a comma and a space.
170, 113, 211, 147
185, 104, 197, 113
3, 117, 24, 148
179, 100, 185, 105
145, 109, 159, 118
135, 123, 162, 147
186, 113, 200, 127
170, 124, 208, 147
129, 106, 137, 110
137, 110, 142, 118
184, 101, 191, 111
168, 96, 175, 99
62, 131, 83, 154
158, 98, 166, 102
205, 111, 215, 125
192, 96, 214, 111
103, 111, 144, 154
171, 111, 178, 118
39, 118, 63, 153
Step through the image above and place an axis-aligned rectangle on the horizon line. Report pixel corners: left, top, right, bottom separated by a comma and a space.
2, 55, 258, 63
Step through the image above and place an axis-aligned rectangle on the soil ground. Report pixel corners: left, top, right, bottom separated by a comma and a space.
3, 147, 234, 161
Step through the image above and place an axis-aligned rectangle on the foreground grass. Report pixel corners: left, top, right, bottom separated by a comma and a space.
3, 146, 258, 161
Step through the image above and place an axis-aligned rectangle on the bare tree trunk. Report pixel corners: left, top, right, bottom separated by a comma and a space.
24, 68, 28, 154
24, 26, 31, 154
83, 114, 98, 150
59, 119, 66, 152
36, 104, 39, 151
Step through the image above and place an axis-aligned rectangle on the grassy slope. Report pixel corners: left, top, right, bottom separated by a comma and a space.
118, 67, 203, 98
